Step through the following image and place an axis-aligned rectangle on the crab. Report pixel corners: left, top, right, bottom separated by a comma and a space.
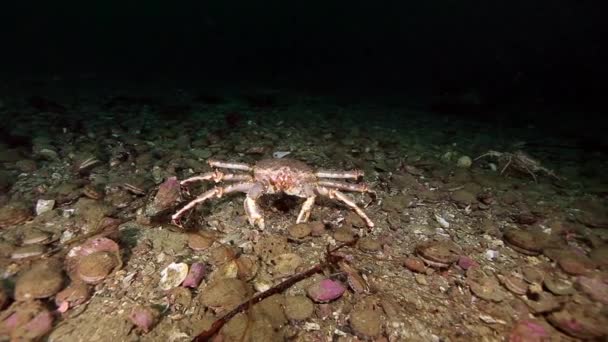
171, 158, 376, 229
474, 150, 560, 183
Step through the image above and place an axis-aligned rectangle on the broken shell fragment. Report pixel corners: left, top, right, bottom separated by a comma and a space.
159, 262, 189, 291
182, 263, 206, 288
307, 279, 346, 303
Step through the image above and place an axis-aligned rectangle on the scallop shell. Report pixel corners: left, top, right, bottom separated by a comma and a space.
159, 262, 189, 291
14, 260, 64, 301
0, 205, 32, 228
76, 251, 119, 284
65, 237, 122, 280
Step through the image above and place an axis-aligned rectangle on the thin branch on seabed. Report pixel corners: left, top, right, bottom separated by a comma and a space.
191, 237, 359, 342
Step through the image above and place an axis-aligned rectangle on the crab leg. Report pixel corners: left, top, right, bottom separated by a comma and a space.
296, 196, 316, 224
244, 183, 265, 230
180, 170, 253, 186
316, 187, 374, 228
207, 159, 252, 172
171, 182, 255, 226
315, 169, 363, 180
499, 156, 511, 175
317, 180, 371, 193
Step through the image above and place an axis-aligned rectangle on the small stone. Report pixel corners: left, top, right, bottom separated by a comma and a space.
403, 257, 426, 273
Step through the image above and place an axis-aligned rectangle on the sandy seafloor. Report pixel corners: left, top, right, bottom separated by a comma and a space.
0, 78, 607, 341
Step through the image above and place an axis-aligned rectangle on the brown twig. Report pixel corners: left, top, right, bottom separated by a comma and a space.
192, 237, 359, 342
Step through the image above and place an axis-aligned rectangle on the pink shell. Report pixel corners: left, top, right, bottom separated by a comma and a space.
23, 310, 54, 337
182, 263, 206, 288
307, 279, 346, 303
65, 237, 121, 280
509, 320, 549, 341
458, 256, 479, 270
576, 276, 608, 304
129, 306, 158, 333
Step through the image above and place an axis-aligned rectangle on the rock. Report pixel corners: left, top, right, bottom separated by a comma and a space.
403, 257, 426, 273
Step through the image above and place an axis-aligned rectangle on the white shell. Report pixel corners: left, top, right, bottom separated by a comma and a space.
35, 199, 55, 215
159, 262, 189, 291
272, 151, 291, 159
434, 214, 450, 229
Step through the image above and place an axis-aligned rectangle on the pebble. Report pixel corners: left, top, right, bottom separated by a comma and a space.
403, 257, 426, 273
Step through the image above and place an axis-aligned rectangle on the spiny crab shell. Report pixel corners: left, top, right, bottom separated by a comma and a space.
171, 158, 376, 229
